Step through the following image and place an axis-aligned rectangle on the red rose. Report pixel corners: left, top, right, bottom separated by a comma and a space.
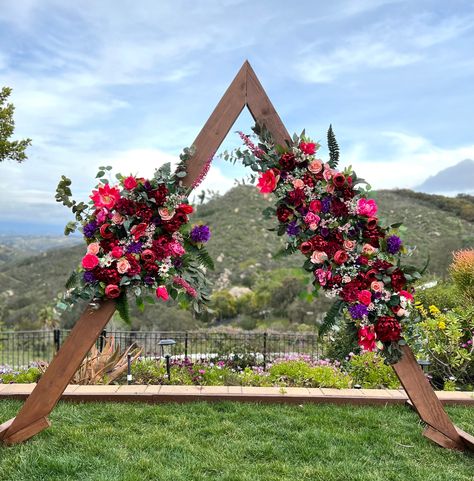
105, 284, 121, 299
287, 188, 306, 207
391, 269, 407, 291
277, 206, 293, 222
99, 223, 114, 239
309, 200, 322, 213
141, 249, 156, 263
357, 256, 369, 266
299, 142, 316, 155
358, 325, 377, 351
299, 241, 313, 255
81, 253, 99, 270
375, 316, 402, 342
130, 222, 148, 240
334, 250, 349, 265
123, 176, 138, 190
347, 177, 353, 186
366, 217, 378, 230
357, 290, 372, 306
302, 173, 315, 188
162, 212, 188, 233
178, 203, 194, 214
111, 246, 123, 259
151, 184, 169, 205
332, 173, 346, 188
364, 269, 379, 283
257, 169, 278, 194
279, 153, 296, 171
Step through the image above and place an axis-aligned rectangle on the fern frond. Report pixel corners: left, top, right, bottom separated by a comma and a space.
273, 244, 298, 259
65, 270, 78, 289
197, 248, 215, 270
318, 299, 344, 336
327, 124, 340, 168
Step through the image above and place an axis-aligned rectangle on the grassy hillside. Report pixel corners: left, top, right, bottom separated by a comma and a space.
1, 186, 473, 330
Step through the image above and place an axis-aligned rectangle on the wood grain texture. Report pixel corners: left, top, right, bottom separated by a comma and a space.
2, 417, 50, 446
1, 300, 116, 444
392, 345, 464, 447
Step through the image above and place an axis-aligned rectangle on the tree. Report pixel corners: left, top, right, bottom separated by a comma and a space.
0, 87, 31, 163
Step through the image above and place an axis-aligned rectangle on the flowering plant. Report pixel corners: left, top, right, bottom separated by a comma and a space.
223, 125, 424, 363
55, 152, 213, 322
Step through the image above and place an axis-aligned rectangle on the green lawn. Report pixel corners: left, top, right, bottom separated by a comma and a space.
0, 401, 472, 481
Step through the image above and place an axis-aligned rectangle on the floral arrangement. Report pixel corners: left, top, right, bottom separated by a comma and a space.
223, 125, 424, 363
55, 153, 213, 322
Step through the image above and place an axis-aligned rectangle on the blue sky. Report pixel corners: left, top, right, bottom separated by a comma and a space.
0, 0, 473, 234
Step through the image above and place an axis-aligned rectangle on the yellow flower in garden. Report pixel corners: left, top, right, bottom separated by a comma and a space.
429, 305, 440, 315
438, 321, 446, 330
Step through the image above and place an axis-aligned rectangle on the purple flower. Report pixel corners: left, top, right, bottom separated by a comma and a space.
321, 196, 332, 213
127, 242, 143, 254
286, 220, 300, 236
190, 225, 211, 243
83, 271, 96, 283
386, 235, 402, 254
143, 275, 154, 285
320, 227, 330, 238
83, 221, 98, 238
349, 304, 368, 319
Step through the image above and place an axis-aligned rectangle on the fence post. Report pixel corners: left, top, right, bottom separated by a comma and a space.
184, 332, 188, 361
99, 330, 106, 352
263, 332, 267, 371
53, 329, 61, 352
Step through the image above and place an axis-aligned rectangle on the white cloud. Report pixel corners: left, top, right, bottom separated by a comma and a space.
343, 131, 474, 190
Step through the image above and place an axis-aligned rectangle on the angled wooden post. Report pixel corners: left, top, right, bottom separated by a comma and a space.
1, 61, 472, 451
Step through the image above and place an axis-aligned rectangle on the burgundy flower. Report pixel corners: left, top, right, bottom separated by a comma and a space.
299, 241, 313, 255
332, 173, 346, 188
287, 188, 306, 207
302, 173, 315, 188
279, 153, 296, 171
150, 184, 169, 205
277, 206, 293, 223
330, 198, 349, 218
334, 250, 348, 265
162, 212, 188, 233
390, 269, 407, 291
375, 316, 402, 342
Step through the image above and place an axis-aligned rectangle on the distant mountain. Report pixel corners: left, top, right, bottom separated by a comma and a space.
1, 186, 474, 330
416, 159, 474, 194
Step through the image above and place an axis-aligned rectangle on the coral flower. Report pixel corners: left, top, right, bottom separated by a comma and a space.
156, 285, 169, 301
257, 169, 278, 194
90, 183, 121, 209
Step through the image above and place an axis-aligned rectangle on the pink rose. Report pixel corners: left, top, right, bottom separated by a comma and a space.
304, 212, 320, 226
111, 246, 123, 259
362, 243, 377, 255
82, 253, 99, 270
117, 258, 131, 274
111, 212, 124, 225
105, 284, 121, 299
323, 165, 334, 181
358, 325, 376, 352
309, 200, 322, 212
357, 290, 372, 306
334, 250, 349, 265
308, 159, 323, 174
87, 243, 100, 255
343, 240, 356, 251
257, 169, 279, 194
123, 176, 138, 190
292, 178, 305, 189
311, 251, 328, 264
158, 208, 175, 221
357, 198, 378, 217
315, 268, 331, 286
169, 241, 185, 257
371, 281, 384, 292
399, 290, 414, 301
156, 285, 169, 301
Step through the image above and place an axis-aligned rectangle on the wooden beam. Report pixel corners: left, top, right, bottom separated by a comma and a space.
392, 344, 466, 450
0, 300, 116, 445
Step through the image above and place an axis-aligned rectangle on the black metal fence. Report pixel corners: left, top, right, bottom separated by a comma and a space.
0, 329, 325, 368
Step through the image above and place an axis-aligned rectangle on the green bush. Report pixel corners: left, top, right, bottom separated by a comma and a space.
347, 352, 400, 389
0, 366, 41, 384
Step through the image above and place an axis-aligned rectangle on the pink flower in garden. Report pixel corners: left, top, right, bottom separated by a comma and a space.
399, 290, 414, 301
362, 243, 377, 256
343, 240, 356, 251
117, 258, 131, 274
357, 290, 372, 306
169, 241, 185, 257
257, 169, 279, 194
90, 183, 121, 209
156, 285, 169, 301
96, 209, 108, 223
315, 268, 331, 286
304, 212, 320, 227
357, 198, 378, 217
292, 178, 305, 189
82, 253, 99, 270
105, 284, 121, 299
87, 242, 100, 255
111, 212, 124, 225
323, 165, 334, 181
299, 142, 317, 155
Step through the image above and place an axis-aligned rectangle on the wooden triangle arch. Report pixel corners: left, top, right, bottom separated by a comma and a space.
1, 61, 472, 451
